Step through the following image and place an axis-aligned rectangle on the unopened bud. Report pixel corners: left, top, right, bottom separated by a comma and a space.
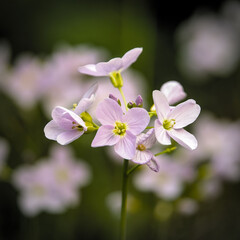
135, 95, 143, 107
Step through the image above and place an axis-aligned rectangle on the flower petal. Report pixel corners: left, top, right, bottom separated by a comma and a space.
121, 48, 143, 71
44, 120, 63, 140
147, 156, 159, 172
168, 128, 198, 150
123, 108, 150, 135
96, 98, 123, 125
168, 99, 201, 128
114, 131, 136, 159
57, 130, 84, 145
52, 106, 86, 130
78, 64, 106, 76
154, 119, 171, 145
152, 90, 170, 123
139, 128, 156, 148
160, 81, 187, 105
96, 58, 123, 74
132, 150, 153, 164
91, 125, 120, 147
74, 82, 98, 114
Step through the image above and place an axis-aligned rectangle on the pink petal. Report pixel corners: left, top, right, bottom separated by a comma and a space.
168, 99, 201, 128
44, 120, 63, 140
132, 150, 153, 164
160, 81, 186, 105
91, 125, 120, 147
123, 108, 150, 135
121, 48, 143, 71
168, 128, 198, 150
139, 128, 156, 148
152, 90, 170, 123
96, 98, 123, 125
52, 107, 86, 130
147, 156, 159, 172
78, 64, 106, 76
114, 131, 136, 159
96, 58, 123, 74
57, 130, 84, 145
74, 82, 98, 114
154, 119, 171, 145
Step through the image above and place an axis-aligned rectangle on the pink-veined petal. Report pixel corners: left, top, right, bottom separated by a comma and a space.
74, 82, 98, 114
132, 150, 153, 164
52, 107, 86, 130
44, 120, 63, 140
168, 99, 201, 128
153, 90, 170, 123
160, 81, 187, 105
154, 119, 171, 145
139, 128, 156, 148
96, 58, 123, 74
78, 64, 106, 76
57, 130, 84, 145
91, 125, 120, 147
168, 128, 198, 150
121, 48, 143, 71
123, 108, 150, 135
147, 156, 159, 172
96, 98, 123, 125
114, 131, 136, 159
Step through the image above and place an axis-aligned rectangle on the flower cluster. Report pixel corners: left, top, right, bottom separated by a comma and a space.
12, 145, 91, 216
44, 48, 201, 171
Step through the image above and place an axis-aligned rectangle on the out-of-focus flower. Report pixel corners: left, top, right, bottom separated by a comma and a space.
192, 112, 240, 181
132, 129, 159, 172
176, 13, 240, 80
40, 45, 106, 115
153, 90, 200, 150
91, 98, 150, 159
44, 83, 98, 145
134, 156, 194, 200
177, 198, 199, 216
3, 54, 44, 109
12, 145, 91, 216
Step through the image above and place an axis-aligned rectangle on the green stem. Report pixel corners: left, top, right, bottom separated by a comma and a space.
120, 159, 129, 240
127, 164, 141, 176
155, 146, 177, 156
118, 87, 128, 111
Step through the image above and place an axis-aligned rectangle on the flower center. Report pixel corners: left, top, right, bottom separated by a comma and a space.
113, 121, 127, 136
163, 119, 175, 130
72, 121, 84, 131
109, 71, 123, 88
137, 144, 146, 151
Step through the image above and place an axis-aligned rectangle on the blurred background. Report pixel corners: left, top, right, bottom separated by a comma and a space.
0, 0, 240, 239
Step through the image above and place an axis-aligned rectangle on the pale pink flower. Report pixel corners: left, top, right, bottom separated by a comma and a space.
44, 83, 98, 145
91, 98, 150, 159
12, 145, 91, 216
153, 90, 200, 150
132, 129, 159, 172
78, 48, 142, 77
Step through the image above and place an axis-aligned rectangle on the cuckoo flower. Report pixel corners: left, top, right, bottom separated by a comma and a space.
132, 129, 159, 172
91, 98, 150, 159
78, 48, 143, 87
44, 83, 98, 145
153, 90, 200, 150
